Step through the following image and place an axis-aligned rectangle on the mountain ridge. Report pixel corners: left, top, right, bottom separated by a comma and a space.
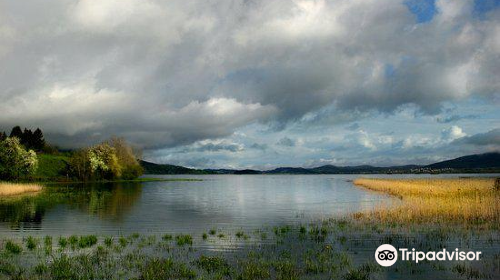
141, 152, 500, 175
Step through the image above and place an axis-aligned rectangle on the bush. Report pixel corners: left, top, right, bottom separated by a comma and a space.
0, 137, 38, 180
67, 137, 142, 181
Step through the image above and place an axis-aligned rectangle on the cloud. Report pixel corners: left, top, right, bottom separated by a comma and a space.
452, 128, 500, 147
345, 123, 360, 131
190, 141, 244, 153
250, 143, 268, 151
436, 114, 478, 123
277, 137, 295, 147
0, 0, 498, 152
441, 125, 467, 141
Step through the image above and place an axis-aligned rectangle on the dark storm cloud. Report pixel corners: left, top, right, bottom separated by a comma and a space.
193, 142, 243, 153
250, 143, 268, 151
0, 0, 499, 150
436, 114, 479, 123
277, 137, 295, 147
452, 128, 500, 147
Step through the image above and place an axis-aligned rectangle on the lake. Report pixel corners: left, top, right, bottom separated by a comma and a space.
0, 174, 493, 238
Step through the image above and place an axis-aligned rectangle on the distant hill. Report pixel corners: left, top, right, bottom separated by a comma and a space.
266, 167, 315, 174
141, 152, 500, 175
425, 152, 500, 169
140, 160, 213, 175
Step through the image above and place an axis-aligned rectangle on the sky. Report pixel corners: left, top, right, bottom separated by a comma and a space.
0, 0, 499, 169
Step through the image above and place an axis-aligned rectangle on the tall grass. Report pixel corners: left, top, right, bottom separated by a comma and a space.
353, 178, 500, 228
0, 182, 43, 196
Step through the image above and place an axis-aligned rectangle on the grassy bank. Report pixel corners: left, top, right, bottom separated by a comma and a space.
29, 154, 201, 183
0, 182, 43, 196
353, 178, 500, 228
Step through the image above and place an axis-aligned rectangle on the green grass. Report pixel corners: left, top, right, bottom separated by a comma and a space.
175, 234, 193, 246
25, 236, 38, 250
58, 237, 68, 249
31, 154, 201, 183
0, 220, 497, 280
77, 235, 97, 248
4, 241, 22, 254
195, 255, 231, 275
34, 154, 70, 180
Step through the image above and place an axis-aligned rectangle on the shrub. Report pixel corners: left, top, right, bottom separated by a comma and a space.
0, 137, 38, 180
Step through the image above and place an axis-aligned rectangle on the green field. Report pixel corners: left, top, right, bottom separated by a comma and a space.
34, 154, 70, 181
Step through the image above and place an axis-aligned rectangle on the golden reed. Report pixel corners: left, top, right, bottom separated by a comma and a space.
0, 182, 43, 196
353, 178, 500, 228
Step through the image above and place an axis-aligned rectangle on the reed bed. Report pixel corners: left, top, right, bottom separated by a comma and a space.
0, 182, 43, 196
353, 178, 500, 228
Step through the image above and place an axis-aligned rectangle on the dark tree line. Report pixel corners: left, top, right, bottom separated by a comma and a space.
0, 126, 46, 151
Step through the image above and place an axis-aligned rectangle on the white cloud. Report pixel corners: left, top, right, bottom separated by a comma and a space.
0, 0, 498, 156
441, 125, 467, 141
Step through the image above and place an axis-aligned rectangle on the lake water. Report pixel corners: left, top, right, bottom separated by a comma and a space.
0, 174, 493, 238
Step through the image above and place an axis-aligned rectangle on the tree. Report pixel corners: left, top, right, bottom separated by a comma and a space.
68, 149, 91, 181
88, 143, 121, 179
107, 137, 143, 179
0, 137, 38, 180
21, 128, 33, 148
0, 131, 6, 141
32, 128, 46, 151
10, 126, 23, 139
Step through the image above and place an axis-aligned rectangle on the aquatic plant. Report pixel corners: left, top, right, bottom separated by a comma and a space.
78, 235, 98, 248
162, 234, 173, 241
175, 234, 193, 246
25, 236, 38, 251
194, 255, 231, 275
58, 237, 68, 249
141, 258, 196, 279
104, 237, 113, 247
4, 241, 22, 254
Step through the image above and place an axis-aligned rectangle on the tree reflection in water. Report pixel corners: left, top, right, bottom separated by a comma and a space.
0, 182, 143, 230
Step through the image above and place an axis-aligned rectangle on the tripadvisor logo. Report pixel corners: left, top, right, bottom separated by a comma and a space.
375, 244, 398, 266
375, 244, 482, 267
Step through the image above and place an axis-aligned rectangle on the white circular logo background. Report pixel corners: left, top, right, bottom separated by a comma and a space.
375, 244, 398, 267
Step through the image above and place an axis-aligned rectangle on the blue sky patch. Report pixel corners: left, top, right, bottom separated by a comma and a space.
405, 0, 436, 23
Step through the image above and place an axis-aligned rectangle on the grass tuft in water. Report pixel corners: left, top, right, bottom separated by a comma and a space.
58, 237, 68, 249
175, 234, 193, 246
141, 258, 196, 279
162, 234, 173, 241
25, 236, 38, 251
4, 240, 22, 254
78, 235, 98, 248
104, 237, 113, 247
194, 255, 231, 275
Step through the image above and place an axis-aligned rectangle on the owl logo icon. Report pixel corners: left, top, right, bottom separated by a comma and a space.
375, 244, 398, 266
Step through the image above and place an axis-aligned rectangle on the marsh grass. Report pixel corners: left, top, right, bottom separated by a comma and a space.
4, 241, 22, 254
0, 221, 497, 280
25, 236, 38, 251
175, 234, 193, 246
353, 178, 500, 227
0, 182, 43, 196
